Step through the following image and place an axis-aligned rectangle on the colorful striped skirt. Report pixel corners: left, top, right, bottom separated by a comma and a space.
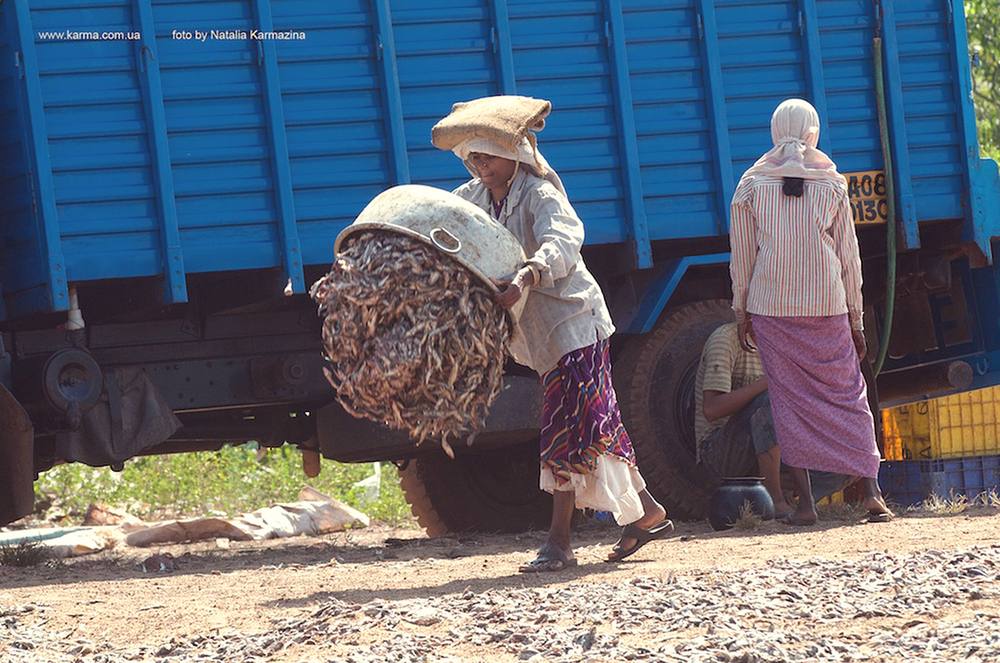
752, 314, 881, 478
539, 338, 637, 481
538, 338, 644, 524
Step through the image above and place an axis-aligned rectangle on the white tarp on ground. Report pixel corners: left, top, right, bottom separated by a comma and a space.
0, 487, 370, 556
0, 527, 111, 558
124, 492, 370, 546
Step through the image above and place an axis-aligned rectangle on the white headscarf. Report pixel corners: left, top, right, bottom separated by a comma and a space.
742, 99, 844, 185
453, 136, 567, 197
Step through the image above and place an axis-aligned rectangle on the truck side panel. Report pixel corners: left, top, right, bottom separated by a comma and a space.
1, 0, 71, 316
271, 0, 397, 271
0, 4, 29, 322
0, 0, 996, 321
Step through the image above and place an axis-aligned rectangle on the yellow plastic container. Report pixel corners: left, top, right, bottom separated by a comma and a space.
882, 386, 1000, 460
816, 491, 844, 506
881, 401, 933, 460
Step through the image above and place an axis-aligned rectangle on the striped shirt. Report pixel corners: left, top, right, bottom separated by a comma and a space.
729, 175, 864, 331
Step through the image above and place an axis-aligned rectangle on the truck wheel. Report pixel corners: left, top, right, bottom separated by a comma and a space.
398, 440, 552, 535
398, 459, 449, 537
614, 299, 734, 520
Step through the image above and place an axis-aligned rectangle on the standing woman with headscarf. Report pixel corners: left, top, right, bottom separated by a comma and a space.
729, 98, 893, 526
437, 103, 673, 572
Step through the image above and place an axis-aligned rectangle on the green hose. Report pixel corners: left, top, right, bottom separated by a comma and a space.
872, 36, 897, 376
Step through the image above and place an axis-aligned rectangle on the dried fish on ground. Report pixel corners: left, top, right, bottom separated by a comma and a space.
7, 544, 1000, 662
310, 231, 512, 456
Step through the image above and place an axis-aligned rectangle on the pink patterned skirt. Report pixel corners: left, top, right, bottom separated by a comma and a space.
752, 314, 881, 478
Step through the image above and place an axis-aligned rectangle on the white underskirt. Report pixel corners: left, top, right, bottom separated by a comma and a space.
539, 454, 646, 526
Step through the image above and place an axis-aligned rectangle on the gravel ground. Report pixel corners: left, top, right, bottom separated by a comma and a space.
3, 537, 999, 662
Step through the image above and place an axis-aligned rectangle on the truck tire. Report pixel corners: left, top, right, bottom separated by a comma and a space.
614, 299, 734, 520
398, 461, 450, 538
398, 440, 552, 535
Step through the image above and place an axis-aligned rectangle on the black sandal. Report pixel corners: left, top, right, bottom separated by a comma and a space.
867, 510, 893, 523
519, 544, 578, 573
606, 520, 674, 562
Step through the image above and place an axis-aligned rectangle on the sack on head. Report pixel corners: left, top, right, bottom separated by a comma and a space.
431, 95, 551, 155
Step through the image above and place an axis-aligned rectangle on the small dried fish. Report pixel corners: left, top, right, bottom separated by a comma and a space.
310, 231, 512, 455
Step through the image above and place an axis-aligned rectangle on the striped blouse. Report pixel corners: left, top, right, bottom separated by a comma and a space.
729, 175, 864, 331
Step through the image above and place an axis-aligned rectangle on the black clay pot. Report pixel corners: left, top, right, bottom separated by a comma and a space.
708, 477, 775, 531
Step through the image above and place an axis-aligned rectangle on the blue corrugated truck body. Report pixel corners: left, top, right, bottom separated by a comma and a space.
3, 0, 1000, 526
2, 0, 997, 317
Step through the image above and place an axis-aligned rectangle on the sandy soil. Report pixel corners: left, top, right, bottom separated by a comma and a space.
2, 506, 1000, 662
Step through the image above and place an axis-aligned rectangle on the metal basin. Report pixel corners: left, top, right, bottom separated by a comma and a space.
334, 184, 528, 322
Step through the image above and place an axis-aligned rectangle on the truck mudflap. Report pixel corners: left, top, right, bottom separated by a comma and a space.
51, 367, 182, 467
0, 382, 34, 525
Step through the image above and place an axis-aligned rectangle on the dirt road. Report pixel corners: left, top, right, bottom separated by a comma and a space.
2, 507, 1000, 662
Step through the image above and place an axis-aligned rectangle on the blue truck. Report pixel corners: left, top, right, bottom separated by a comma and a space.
2, 0, 999, 531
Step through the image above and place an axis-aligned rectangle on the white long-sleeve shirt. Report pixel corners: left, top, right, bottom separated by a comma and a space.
453, 170, 615, 375
729, 175, 865, 331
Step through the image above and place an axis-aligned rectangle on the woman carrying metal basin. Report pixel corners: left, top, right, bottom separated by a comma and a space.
432, 96, 674, 571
